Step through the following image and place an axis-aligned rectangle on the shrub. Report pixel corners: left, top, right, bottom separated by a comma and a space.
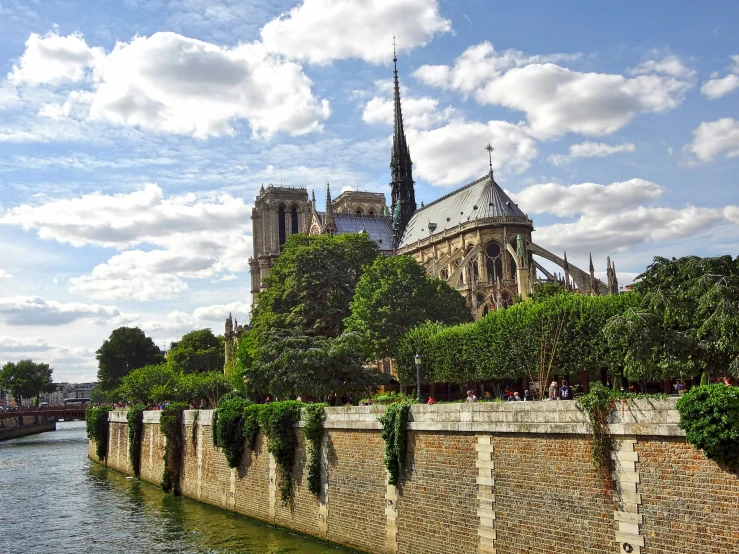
302, 403, 327, 496
213, 397, 252, 468
677, 384, 739, 469
258, 401, 302, 504
126, 404, 146, 478
160, 402, 188, 493
379, 401, 411, 486
86, 406, 113, 462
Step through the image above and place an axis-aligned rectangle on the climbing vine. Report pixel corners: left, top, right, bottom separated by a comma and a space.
242, 403, 261, 451
577, 382, 616, 494
379, 401, 412, 486
161, 402, 188, 494
258, 401, 302, 505
126, 404, 146, 478
677, 384, 739, 469
213, 397, 252, 468
85, 406, 113, 462
302, 403, 327, 496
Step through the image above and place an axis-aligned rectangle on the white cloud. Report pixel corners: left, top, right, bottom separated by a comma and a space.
0, 336, 53, 353
511, 179, 664, 217
2, 184, 253, 301
362, 95, 454, 129
0, 269, 11, 280
415, 42, 692, 139
513, 179, 739, 255
548, 141, 635, 165
686, 118, 739, 162
700, 54, 739, 99
629, 55, 696, 79
261, 0, 451, 65
9, 30, 330, 139
0, 296, 128, 326
8, 31, 104, 85
406, 119, 537, 186
193, 301, 249, 322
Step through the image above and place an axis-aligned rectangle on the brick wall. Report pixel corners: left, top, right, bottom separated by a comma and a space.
90, 401, 739, 554
396, 431, 479, 554
491, 434, 614, 554
325, 429, 387, 553
637, 438, 739, 554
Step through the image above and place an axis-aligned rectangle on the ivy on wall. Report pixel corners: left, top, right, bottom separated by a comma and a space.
126, 404, 146, 478
213, 397, 251, 468
85, 406, 113, 462
161, 402, 188, 494
258, 401, 302, 505
577, 383, 616, 495
243, 404, 261, 451
677, 384, 739, 469
379, 401, 412, 486
302, 403, 327, 496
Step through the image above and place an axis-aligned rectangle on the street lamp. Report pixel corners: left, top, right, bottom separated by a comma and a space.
414, 353, 422, 403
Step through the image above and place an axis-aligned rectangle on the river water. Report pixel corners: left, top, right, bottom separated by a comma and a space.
0, 421, 353, 554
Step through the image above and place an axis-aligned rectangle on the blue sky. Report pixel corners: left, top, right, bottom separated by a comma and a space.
0, 0, 737, 382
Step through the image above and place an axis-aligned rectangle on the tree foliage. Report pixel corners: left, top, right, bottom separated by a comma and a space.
396, 292, 638, 386
251, 233, 379, 340
96, 327, 163, 391
606, 255, 739, 380
345, 255, 472, 361
245, 329, 390, 399
116, 364, 176, 404
167, 329, 224, 374
0, 359, 55, 404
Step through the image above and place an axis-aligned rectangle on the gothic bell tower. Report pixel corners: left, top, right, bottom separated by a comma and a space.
389, 43, 416, 249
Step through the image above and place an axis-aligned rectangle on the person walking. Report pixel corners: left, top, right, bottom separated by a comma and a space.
558, 380, 573, 400
548, 381, 559, 401
466, 389, 477, 403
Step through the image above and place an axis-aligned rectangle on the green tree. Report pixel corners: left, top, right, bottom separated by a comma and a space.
96, 327, 164, 391
251, 233, 379, 340
116, 364, 175, 404
605, 255, 739, 380
0, 359, 55, 405
177, 371, 231, 407
246, 329, 389, 399
346, 255, 472, 361
167, 329, 225, 374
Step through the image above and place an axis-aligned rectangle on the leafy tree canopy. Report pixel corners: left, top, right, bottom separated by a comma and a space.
345, 255, 473, 361
251, 233, 379, 340
116, 364, 176, 404
167, 328, 224, 374
606, 255, 739, 379
245, 329, 390, 399
0, 359, 55, 404
96, 327, 164, 391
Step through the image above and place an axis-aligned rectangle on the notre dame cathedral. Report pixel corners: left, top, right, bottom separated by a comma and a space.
240, 51, 619, 342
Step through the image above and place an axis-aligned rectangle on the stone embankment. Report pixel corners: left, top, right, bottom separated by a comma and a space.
0, 415, 56, 441
91, 400, 739, 554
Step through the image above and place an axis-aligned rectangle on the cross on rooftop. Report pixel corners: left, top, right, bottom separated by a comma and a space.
485, 143, 494, 174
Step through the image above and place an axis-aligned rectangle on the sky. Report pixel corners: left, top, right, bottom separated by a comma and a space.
0, 0, 738, 383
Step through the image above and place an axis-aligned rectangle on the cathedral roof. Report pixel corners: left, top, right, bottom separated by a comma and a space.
336, 214, 394, 251
398, 173, 531, 248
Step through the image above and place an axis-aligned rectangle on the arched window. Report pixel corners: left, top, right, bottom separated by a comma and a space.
368, 210, 375, 216
475, 293, 485, 308
278, 205, 286, 246
501, 291, 513, 307
440, 268, 449, 280
485, 242, 504, 282
355, 208, 364, 215
291, 205, 299, 235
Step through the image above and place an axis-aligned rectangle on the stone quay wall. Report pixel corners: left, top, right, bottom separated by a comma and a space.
0, 416, 56, 441
91, 400, 739, 554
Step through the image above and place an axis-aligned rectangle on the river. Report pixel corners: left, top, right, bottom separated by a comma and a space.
0, 421, 353, 554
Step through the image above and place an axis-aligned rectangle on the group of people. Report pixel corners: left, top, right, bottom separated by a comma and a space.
460, 380, 575, 403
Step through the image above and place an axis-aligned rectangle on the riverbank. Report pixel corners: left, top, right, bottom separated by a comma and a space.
90, 400, 739, 554
0, 420, 55, 441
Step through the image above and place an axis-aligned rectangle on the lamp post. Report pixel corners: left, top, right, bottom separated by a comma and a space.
414, 353, 422, 403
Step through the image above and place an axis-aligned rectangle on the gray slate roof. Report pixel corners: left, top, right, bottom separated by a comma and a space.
336, 214, 394, 251
398, 173, 529, 248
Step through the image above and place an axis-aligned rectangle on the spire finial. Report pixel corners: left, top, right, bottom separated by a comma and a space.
393, 36, 397, 62
324, 181, 337, 235
485, 143, 494, 176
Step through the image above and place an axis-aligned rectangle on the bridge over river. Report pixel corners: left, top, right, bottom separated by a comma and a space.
0, 406, 86, 421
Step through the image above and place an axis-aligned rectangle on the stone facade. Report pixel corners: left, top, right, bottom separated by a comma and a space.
93, 400, 739, 554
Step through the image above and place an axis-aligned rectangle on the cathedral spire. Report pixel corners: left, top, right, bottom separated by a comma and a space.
589, 253, 597, 295
563, 251, 571, 291
324, 182, 337, 235
390, 38, 416, 249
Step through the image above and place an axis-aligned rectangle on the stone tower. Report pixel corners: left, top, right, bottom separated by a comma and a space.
249, 184, 310, 310
389, 47, 416, 249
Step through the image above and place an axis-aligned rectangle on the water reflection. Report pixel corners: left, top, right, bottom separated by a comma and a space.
1, 421, 352, 554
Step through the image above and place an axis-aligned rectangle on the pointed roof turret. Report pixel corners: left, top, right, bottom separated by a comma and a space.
563, 252, 571, 291
589, 254, 597, 295
324, 182, 337, 235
